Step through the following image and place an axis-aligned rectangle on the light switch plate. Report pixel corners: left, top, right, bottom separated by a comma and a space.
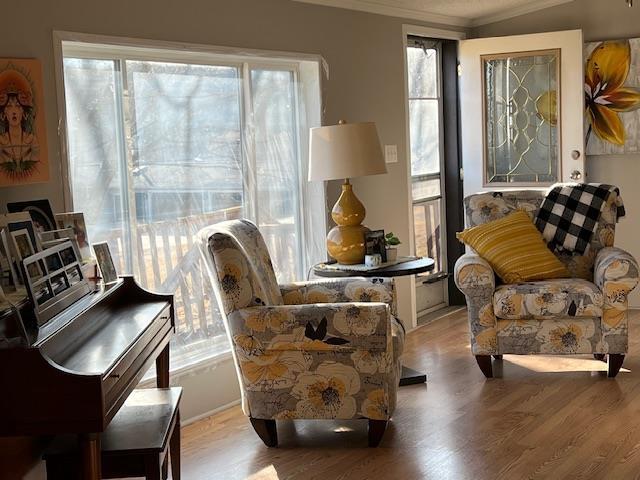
385, 145, 398, 164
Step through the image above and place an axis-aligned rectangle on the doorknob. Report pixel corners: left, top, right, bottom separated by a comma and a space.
570, 170, 582, 181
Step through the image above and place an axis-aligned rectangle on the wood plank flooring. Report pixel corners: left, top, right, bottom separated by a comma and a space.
181, 308, 640, 480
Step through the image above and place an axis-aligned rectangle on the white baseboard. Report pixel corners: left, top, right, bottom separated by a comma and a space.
182, 398, 241, 426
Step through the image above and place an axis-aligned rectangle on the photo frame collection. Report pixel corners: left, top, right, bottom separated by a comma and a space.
22, 240, 91, 326
1, 199, 107, 328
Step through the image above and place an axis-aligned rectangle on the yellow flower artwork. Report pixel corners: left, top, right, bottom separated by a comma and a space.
585, 39, 640, 153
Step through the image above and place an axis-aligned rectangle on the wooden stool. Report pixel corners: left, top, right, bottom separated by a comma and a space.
44, 387, 182, 480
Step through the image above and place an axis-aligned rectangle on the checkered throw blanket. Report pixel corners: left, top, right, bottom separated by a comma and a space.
534, 183, 625, 254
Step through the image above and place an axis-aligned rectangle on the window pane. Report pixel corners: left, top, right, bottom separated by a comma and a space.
411, 178, 440, 201
251, 69, 301, 282
407, 47, 438, 98
413, 199, 443, 274
409, 99, 440, 176
62, 58, 127, 272
121, 61, 245, 367
484, 51, 559, 184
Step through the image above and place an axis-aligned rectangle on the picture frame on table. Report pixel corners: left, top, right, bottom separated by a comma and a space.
7, 199, 56, 233
0, 229, 18, 291
55, 212, 90, 261
365, 229, 387, 263
22, 241, 91, 327
92, 242, 118, 285
10, 228, 43, 282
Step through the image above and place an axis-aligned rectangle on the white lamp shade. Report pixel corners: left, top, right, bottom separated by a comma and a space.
308, 122, 387, 181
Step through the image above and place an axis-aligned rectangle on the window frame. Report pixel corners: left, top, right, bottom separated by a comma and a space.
53, 31, 326, 369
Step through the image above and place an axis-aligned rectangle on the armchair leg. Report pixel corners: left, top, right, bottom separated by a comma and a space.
594, 353, 606, 362
608, 354, 625, 378
250, 418, 278, 447
475, 355, 493, 378
368, 419, 388, 447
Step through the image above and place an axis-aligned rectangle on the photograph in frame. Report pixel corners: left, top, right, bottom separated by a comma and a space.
92, 241, 117, 284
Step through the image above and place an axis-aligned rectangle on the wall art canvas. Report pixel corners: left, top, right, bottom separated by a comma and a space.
0, 59, 49, 186
585, 39, 640, 155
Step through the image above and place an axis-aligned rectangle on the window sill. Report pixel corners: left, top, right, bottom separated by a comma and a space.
139, 348, 233, 387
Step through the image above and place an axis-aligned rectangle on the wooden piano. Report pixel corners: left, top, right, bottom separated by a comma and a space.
0, 275, 174, 480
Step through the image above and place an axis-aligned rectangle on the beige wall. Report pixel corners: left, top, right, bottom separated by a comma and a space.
473, 0, 640, 307
0, 1, 466, 477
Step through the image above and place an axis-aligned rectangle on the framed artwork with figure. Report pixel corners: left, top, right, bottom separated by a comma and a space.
0, 58, 49, 186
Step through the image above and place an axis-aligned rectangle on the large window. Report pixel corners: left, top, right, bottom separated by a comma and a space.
407, 37, 445, 276
59, 38, 324, 370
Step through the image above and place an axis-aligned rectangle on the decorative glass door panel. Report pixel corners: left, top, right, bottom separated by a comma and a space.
482, 49, 560, 185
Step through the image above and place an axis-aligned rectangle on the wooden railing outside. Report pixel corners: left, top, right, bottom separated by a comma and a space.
101, 207, 299, 367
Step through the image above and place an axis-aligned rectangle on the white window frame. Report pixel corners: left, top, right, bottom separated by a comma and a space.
52, 31, 326, 368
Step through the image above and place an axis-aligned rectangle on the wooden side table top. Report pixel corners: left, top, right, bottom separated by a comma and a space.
313, 257, 435, 278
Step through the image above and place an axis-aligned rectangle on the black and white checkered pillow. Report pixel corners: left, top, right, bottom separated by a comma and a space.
534, 184, 622, 255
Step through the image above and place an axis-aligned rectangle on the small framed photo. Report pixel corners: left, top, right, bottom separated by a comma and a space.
365, 230, 387, 263
55, 212, 90, 261
7, 199, 56, 233
93, 242, 118, 284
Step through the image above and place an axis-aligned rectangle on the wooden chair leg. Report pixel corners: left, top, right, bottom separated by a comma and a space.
594, 353, 607, 362
250, 418, 278, 447
475, 355, 493, 378
170, 411, 181, 480
608, 354, 625, 378
368, 419, 387, 447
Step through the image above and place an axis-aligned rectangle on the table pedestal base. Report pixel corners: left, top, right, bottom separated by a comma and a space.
399, 366, 427, 386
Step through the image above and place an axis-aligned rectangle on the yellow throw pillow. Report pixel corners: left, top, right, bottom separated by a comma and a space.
456, 210, 570, 284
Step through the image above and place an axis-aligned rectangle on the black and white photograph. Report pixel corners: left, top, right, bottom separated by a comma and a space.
365, 229, 387, 263
50, 272, 70, 295
93, 241, 118, 284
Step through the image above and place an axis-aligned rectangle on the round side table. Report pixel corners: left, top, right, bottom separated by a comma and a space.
313, 257, 435, 386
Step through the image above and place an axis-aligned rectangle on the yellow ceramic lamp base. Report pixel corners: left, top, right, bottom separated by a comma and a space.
327, 179, 369, 264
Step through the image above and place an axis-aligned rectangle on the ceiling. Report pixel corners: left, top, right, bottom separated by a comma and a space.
292, 0, 575, 27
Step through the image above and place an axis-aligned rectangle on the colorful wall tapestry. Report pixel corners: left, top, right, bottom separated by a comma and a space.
0, 59, 49, 186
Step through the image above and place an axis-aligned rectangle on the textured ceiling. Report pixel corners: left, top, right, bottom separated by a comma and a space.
292, 0, 575, 26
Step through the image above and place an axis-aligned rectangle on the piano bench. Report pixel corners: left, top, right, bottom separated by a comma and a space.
44, 387, 182, 480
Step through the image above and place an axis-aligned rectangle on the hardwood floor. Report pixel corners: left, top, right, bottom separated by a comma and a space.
181, 308, 640, 480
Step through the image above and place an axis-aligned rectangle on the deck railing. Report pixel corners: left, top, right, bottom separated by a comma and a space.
101, 207, 299, 368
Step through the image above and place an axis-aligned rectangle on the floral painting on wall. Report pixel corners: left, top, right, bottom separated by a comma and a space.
0, 59, 49, 186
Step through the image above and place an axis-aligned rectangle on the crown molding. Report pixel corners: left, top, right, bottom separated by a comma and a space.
470, 0, 575, 27
292, 0, 471, 27
292, 0, 575, 29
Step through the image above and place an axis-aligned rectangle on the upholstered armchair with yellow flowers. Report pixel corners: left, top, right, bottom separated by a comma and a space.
454, 190, 639, 378
198, 219, 404, 448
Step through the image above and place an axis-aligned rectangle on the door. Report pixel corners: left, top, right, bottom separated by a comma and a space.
459, 30, 585, 198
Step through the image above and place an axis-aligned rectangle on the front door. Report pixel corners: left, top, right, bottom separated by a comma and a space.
459, 30, 586, 197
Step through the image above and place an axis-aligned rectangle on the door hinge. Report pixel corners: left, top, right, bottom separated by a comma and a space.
457, 64, 462, 77
459, 168, 464, 180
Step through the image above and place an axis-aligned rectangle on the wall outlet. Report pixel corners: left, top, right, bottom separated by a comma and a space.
385, 145, 398, 164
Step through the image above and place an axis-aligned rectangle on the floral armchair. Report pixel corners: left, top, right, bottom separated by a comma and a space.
454, 190, 639, 378
198, 219, 404, 447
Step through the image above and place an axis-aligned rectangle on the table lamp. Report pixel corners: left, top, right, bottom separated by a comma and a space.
309, 120, 387, 264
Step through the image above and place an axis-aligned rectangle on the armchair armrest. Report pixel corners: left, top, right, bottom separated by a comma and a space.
228, 302, 399, 421
280, 277, 397, 316
594, 247, 639, 340
454, 253, 498, 355
454, 253, 495, 294
227, 302, 392, 353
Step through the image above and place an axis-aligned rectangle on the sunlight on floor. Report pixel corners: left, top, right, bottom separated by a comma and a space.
505, 355, 631, 374
247, 465, 280, 480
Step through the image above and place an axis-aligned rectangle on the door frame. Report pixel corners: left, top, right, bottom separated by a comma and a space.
401, 25, 467, 325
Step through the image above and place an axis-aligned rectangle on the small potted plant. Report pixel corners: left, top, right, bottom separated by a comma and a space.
384, 232, 401, 262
